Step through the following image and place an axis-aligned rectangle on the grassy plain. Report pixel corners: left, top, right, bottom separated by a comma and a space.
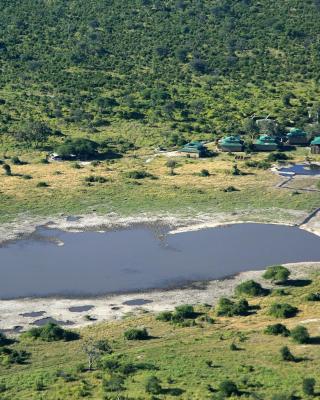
1, 271, 320, 399
0, 146, 319, 224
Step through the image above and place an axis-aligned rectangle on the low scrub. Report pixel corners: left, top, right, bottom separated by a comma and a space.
216, 298, 250, 317
290, 325, 310, 344
125, 170, 156, 179
306, 292, 320, 301
235, 280, 267, 297
84, 175, 107, 183
264, 324, 290, 337
24, 322, 79, 342
124, 328, 150, 340
269, 303, 298, 318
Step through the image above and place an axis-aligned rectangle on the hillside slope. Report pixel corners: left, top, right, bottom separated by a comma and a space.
1, 0, 320, 147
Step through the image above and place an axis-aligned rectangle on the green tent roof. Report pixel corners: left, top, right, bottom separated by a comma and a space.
254, 135, 277, 145
311, 136, 320, 145
180, 141, 206, 153
287, 128, 307, 137
218, 136, 242, 146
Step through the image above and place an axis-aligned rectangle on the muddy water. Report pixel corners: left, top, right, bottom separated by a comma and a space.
0, 223, 320, 299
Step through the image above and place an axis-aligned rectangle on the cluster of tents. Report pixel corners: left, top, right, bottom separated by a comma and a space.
218, 128, 320, 153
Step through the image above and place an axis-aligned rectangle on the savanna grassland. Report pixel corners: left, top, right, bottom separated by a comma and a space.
1, 269, 320, 399
0, 147, 319, 223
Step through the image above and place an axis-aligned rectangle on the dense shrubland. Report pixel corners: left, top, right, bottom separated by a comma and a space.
1, 0, 320, 152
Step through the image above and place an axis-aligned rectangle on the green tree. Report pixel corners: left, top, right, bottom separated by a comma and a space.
280, 346, 295, 362
218, 380, 238, 397
2, 164, 11, 176
166, 159, 177, 175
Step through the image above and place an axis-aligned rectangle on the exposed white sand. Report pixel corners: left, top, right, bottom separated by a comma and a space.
0, 262, 319, 333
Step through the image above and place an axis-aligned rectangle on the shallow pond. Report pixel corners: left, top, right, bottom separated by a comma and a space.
0, 223, 320, 299
278, 163, 320, 176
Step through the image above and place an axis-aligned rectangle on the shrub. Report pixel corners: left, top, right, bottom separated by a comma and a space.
174, 305, 195, 319
103, 375, 124, 392
25, 322, 79, 342
0, 347, 30, 365
245, 160, 271, 169
199, 169, 210, 177
218, 380, 238, 397
124, 328, 149, 340
216, 298, 249, 317
264, 324, 290, 337
22, 174, 32, 180
36, 181, 49, 188
11, 156, 24, 165
302, 378, 316, 396
290, 325, 310, 344
235, 280, 266, 297
280, 346, 295, 362
223, 185, 238, 192
269, 303, 298, 318
267, 152, 290, 162
84, 175, 107, 183
156, 311, 173, 322
263, 265, 290, 283
0, 333, 12, 346
56, 138, 98, 160
125, 170, 155, 179
306, 292, 320, 301
2, 164, 11, 176
145, 376, 162, 395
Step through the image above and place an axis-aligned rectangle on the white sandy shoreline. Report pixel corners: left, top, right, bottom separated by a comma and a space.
0, 209, 319, 332
0, 262, 319, 333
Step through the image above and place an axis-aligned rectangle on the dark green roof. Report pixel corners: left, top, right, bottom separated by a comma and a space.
311, 136, 320, 145
180, 141, 206, 153
218, 136, 242, 146
254, 135, 277, 145
287, 128, 307, 137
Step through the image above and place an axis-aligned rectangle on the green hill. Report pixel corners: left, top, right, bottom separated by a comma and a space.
1, 0, 320, 148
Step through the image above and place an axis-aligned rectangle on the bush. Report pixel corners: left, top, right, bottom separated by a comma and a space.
84, 175, 107, 183
223, 185, 238, 192
56, 138, 98, 160
125, 170, 155, 179
280, 346, 295, 362
269, 303, 298, 318
245, 160, 271, 169
11, 156, 25, 165
36, 181, 49, 188
267, 152, 290, 162
0, 347, 30, 365
302, 378, 316, 396
0, 333, 12, 346
145, 376, 162, 395
216, 298, 249, 317
174, 305, 195, 319
25, 322, 79, 342
290, 325, 310, 344
156, 311, 173, 322
306, 292, 320, 301
264, 324, 290, 337
199, 169, 210, 177
263, 265, 290, 283
124, 328, 149, 340
2, 164, 11, 176
235, 280, 266, 297
103, 375, 124, 393
218, 380, 238, 397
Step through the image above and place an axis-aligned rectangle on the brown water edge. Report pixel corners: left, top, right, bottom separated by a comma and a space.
0, 262, 319, 334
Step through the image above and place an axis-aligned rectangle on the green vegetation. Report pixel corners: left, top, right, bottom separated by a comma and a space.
124, 328, 150, 341
290, 325, 310, 344
235, 280, 267, 297
269, 303, 298, 318
216, 297, 250, 317
24, 322, 79, 342
0, 272, 320, 398
263, 265, 291, 284
264, 323, 290, 337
